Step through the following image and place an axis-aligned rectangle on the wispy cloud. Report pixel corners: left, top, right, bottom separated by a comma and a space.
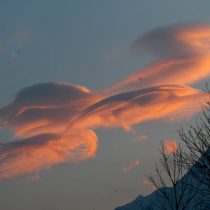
122, 160, 140, 173
163, 139, 177, 155
0, 24, 210, 179
110, 24, 210, 93
132, 133, 148, 142
72, 84, 205, 131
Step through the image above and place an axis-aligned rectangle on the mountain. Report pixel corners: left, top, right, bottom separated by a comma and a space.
115, 162, 210, 210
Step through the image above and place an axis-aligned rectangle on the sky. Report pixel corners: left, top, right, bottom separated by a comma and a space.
1, 1, 210, 210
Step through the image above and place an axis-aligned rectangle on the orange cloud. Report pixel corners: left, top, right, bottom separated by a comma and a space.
0, 24, 210, 179
0, 130, 97, 180
0, 82, 99, 137
109, 24, 210, 93
122, 160, 140, 173
71, 85, 206, 131
163, 139, 177, 155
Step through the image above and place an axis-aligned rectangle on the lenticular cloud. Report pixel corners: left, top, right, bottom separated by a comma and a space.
0, 24, 210, 179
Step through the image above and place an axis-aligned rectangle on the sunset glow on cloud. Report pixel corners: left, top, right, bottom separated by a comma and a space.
0, 130, 97, 179
122, 160, 140, 173
0, 24, 210, 179
111, 24, 210, 92
163, 140, 177, 155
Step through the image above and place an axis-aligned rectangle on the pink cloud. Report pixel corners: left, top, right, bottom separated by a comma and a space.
122, 160, 140, 173
0, 24, 210, 179
163, 139, 177, 155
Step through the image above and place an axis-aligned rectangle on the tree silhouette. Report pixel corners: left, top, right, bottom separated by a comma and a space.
179, 102, 210, 207
147, 141, 202, 210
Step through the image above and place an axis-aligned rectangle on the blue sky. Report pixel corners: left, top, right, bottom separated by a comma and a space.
1, 1, 210, 210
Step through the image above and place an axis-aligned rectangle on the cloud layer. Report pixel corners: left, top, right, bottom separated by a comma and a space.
0, 24, 210, 179
111, 24, 210, 93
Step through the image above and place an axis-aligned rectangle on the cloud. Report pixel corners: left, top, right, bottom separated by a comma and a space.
163, 139, 177, 155
0, 82, 96, 137
0, 83, 98, 179
132, 24, 196, 58
122, 160, 140, 173
72, 85, 206, 131
132, 133, 148, 142
0, 130, 97, 180
110, 24, 210, 93
0, 24, 210, 179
